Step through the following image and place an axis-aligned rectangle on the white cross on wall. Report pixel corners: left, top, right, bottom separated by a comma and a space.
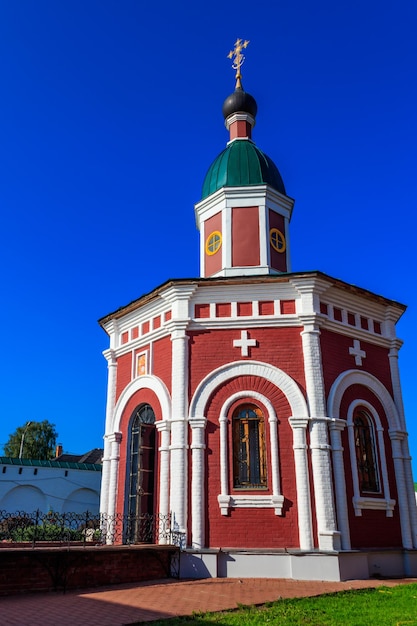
349, 339, 366, 366
233, 330, 257, 357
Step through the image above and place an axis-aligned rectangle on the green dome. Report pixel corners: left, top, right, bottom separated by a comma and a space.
201, 140, 286, 199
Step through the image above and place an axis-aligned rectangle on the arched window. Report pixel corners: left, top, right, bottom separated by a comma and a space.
127, 404, 156, 543
353, 408, 379, 493
233, 404, 267, 488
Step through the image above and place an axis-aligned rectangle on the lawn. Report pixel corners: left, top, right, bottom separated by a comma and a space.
137, 583, 417, 625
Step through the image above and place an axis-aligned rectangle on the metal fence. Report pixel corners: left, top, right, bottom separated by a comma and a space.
0, 510, 185, 548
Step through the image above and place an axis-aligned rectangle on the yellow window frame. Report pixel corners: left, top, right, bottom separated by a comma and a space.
270, 228, 286, 253
205, 230, 222, 256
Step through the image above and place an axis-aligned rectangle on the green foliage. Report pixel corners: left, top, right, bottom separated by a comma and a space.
10, 522, 83, 542
0, 511, 102, 543
3, 420, 58, 460
141, 584, 417, 626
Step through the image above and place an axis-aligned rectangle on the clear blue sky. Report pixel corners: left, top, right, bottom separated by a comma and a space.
0, 1, 416, 472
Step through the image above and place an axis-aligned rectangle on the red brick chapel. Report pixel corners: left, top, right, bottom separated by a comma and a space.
99, 42, 417, 580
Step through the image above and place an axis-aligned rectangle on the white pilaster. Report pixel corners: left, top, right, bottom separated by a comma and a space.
190, 418, 207, 549
161, 284, 197, 539
389, 342, 417, 548
289, 417, 313, 550
300, 314, 340, 551
106, 431, 122, 544
100, 349, 117, 516
390, 431, 413, 549
156, 420, 171, 544
169, 326, 189, 536
268, 410, 281, 506
329, 419, 351, 549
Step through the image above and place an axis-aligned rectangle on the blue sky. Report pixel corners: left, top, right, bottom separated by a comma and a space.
0, 1, 416, 472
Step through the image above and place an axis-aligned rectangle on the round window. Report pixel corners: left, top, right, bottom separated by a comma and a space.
205, 231, 222, 255
270, 228, 286, 253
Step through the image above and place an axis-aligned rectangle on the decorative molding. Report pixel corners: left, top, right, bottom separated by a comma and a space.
225, 111, 256, 130
215, 390, 283, 517
327, 369, 401, 431
190, 360, 308, 419
349, 339, 366, 366
106, 431, 122, 445
112, 375, 171, 433
353, 496, 396, 517
233, 330, 257, 356
218, 493, 284, 516
347, 399, 394, 517
189, 418, 207, 430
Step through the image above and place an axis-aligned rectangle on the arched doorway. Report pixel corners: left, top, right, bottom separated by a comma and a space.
126, 404, 156, 543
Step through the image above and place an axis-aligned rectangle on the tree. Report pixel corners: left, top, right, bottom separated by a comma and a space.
4, 420, 58, 460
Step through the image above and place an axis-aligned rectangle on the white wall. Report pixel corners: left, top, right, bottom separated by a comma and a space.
0, 462, 101, 514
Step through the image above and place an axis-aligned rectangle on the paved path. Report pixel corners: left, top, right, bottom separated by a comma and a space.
1, 577, 416, 626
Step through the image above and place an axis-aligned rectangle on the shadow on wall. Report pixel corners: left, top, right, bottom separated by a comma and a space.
0, 486, 100, 515
62, 488, 100, 515
0, 485, 47, 512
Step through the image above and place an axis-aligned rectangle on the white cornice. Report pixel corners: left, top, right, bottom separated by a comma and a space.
115, 300, 171, 335
211, 266, 279, 278
319, 286, 402, 320
187, 313, 393, 348
188, 317, 302, 331
225, 112, 256, 128
160, 283, 198, 304
192, 282, 297, 302
318, 318, 394, 348
110, 325, 172, 358
290, 275, 332, 296
99, 272, 404, 330
195, 185, 294, 229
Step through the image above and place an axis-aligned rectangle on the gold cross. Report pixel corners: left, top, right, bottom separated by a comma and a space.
227, 38, 250, 82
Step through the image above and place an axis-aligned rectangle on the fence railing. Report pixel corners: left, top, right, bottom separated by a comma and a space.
0, 510, 185, 548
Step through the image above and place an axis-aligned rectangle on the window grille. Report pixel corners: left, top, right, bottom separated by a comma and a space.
354, 409, 380, 493
233, 404, 267, 488
127, 404, 156, 543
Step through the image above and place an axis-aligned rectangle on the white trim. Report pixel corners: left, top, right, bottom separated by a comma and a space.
217, 494, 285, 514
352, 497, 395, 515
289, 417, 314, 550
388, 346, 417, 548
112, 375, 171, 434
347, 400, 395, 517
190, 360, 308, 419
327, 369, 401, 431
216, 391, 283, 516
329, 419, 351, 549
259, 204, 268, 267
133, 349, 149, 379
225, 112, 256, 131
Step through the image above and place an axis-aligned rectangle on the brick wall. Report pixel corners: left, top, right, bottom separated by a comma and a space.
320, 329, 393, 396
188, 326, 306, 399
0, 545, 176, 596
153, 336, 172, 392
115, 352, 132, 401
339, 384, 402, 548
204, 374, 300, 548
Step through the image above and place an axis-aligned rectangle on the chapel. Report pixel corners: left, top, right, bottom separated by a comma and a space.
99, 42, 417, 580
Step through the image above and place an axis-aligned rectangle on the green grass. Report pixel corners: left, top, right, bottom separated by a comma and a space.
134, 583, 417, 625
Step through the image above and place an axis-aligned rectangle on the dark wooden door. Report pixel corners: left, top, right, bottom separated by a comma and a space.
127, 405, 156, 543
